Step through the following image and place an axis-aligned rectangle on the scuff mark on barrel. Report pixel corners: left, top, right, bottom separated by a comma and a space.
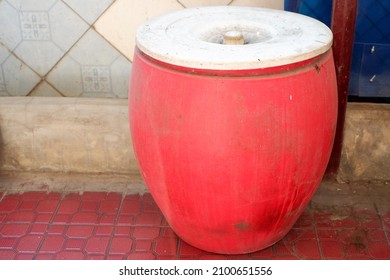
235, 221, 251, 231
315, 64, 321, 73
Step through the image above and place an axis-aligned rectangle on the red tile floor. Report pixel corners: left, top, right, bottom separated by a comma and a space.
0, 180, 389, 260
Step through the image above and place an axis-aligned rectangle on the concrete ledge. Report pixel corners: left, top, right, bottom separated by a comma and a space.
337, 103, 390, 183
0, 97, 138, 175
0, 97, 389, 189
0, 171, 147, 194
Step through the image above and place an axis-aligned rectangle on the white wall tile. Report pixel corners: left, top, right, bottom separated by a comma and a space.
46, 56, 83, 97
15, 42, 64, 77
0, 0, 284, 99
49, 1, 90, 51
178, 0, 233, 7
0, 70, 6, 95
231, 0, 284, 9
63, 0, 114, 24
29, 81, 63, 97
7, 0, 58, 11
0, 1, 22, 51
0, 45, 41, 96
111, 56, 132, 99
94, 0, 184, 61
69, 30, 121, 65
0, 45, 9, 66
2, 0, 89, 76
47, 29, 132, 98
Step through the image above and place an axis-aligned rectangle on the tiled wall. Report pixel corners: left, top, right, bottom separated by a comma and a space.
0, 0, 283, 98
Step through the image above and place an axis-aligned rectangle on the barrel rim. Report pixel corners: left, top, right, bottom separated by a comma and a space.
136, 6, 333, 70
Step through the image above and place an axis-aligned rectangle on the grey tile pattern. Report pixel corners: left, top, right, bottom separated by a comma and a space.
19, 11, 52, 41
47, 29, 131, 98
0, 0, 281, 99
0, 0, 131, 98
0, 1, 22, 50
9, 1, 89, 76
82, 66, 112, 93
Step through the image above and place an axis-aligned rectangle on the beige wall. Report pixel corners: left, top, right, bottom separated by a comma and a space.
95, 0, 284, 62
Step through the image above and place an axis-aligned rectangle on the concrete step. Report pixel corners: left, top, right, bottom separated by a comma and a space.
0, 97, 389, 192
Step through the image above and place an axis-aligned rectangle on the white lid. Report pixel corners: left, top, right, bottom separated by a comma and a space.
136, 6, 333, 70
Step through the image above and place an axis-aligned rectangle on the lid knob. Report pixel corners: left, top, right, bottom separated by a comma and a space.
223, 31, 244, 45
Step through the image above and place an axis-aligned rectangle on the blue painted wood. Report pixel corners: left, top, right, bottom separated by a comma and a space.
285, 0, 390, 98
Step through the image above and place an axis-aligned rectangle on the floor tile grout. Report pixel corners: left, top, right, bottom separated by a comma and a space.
103, 193, 126, 260
1, 186, 390, 260
374, 202, 390, 249
310, 207, 325, 260
32, 193, 65, 260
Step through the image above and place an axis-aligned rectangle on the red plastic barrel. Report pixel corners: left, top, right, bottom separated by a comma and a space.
129, 6, 337, 254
